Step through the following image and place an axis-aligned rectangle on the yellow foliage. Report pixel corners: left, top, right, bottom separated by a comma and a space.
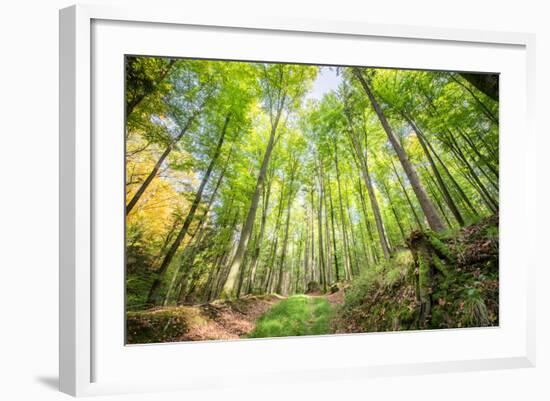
126, 135, 195, 249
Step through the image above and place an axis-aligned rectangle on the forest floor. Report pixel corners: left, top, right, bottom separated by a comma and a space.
127, 294, 287, 343
126, 292, 345, 343
127, 216, 499, 344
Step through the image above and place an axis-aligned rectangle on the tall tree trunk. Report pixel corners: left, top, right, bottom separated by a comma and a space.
276, 162, 297, 294
310, 187, 316, 283
246, 173, 273, 294
352, 68, 446, 232
355, 181, 372, 266
222, 105, 284, 297
323, 172, 333, 284
422, 166, 454, 228
176, 213, 211, 303
347, 127, 391, 259
343, 104, 392, 260
327, 176, 340, 282
263, 176, 286, 293
147, 114, 230, 304
317, 157, 328, 292
333, 139, 352, 279
416, 129, 479, 218
457, 127, 499, 179
163, 147, 232, 305
357, 178, 380, 264
380, 178, 406, 241
343, 181, 360, 276
389, 158, 424, 230
406, 116, 465, 226
445, 130, 499, 211
303, 201, 311, 288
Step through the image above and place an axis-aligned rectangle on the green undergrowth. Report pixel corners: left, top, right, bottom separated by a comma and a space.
248, 295, 333, 338
335, 215, 499, 333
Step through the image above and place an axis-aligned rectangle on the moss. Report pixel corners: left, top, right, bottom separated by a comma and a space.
432, 254, 451, 278
417, 253, 431, 301
427, 232, 455, 262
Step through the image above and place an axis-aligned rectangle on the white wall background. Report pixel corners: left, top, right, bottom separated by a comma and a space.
0, 0, 547, 400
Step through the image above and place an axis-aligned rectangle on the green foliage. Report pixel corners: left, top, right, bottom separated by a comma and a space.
248, 295, 333, 338
338, 250, 417, 332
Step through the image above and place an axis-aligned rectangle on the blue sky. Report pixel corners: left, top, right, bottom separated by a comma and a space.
305, 66, 342, 101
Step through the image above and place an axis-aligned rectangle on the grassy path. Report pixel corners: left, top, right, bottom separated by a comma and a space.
247, 295, 334, 338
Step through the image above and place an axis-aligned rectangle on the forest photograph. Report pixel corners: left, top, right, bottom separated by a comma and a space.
125, 56, 499, 344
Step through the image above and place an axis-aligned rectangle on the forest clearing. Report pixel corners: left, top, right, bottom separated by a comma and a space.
125, 57, 499, 343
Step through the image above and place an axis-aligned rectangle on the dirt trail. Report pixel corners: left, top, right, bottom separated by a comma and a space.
307, 288, 346, 306
178, 294, 286, 341
127, 291, 347, 344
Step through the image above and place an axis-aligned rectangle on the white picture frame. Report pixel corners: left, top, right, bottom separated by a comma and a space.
59, 3, 536, 397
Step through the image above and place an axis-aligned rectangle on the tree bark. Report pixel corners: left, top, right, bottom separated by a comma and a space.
327, 175, 340, 282
353, 67, 446, 232
245, 171, 273, 294
357, 178, 380, 264
262, 176, 286, 293
346, 126, 391, 259
221, 102, 285, 297
333, 139, 352, 279
317, 157, 328, 292
147, 114, 230, 304
406, 116, 465, 226
276, 159, 298, 294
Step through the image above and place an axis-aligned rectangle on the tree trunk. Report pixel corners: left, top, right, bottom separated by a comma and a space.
416, 131, 479, 218
276, 161, 297, 294
380, 178, 406, 241
163, 147, 232, 305
221, 106, 284, 297
317, 157, 328, 292
333, 139, 352, 279
263, 174, 287, 293
147, 114, 230, 304
327, 176, 340, 282
406, 116, 465, 226
343, 181, 360, 276
310, 187, 316, 283
357, 178, 380, 264
246, 173, 273, 294
389, 158, 424, 230
353, 68, 446, 232
347, 128, 391, 259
